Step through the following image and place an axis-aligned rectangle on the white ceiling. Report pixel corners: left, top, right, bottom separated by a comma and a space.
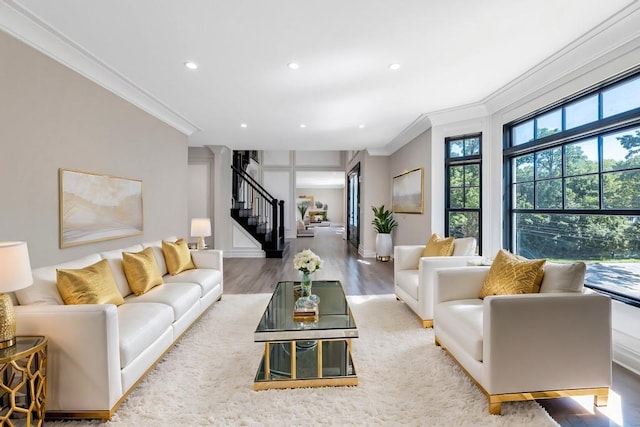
3, 0, 636, 153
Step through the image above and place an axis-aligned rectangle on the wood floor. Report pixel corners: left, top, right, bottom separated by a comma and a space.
223, 225, 640, 426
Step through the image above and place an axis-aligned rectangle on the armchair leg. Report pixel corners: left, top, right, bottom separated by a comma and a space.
489, 400, 501, 415
422, 319, 433, 328
594, 389, 609, 407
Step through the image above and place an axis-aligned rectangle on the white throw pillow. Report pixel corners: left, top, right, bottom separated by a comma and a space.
452, 237, 477, 256
539, 261, 586, 293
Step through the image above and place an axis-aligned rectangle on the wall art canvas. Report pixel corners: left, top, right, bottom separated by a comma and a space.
392, 168, 424, 214
59, 168, 143, 248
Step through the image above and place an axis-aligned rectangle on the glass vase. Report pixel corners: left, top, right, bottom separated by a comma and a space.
300, 271, 312, 297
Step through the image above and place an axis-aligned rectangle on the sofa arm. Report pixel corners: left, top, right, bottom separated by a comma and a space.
14, 304, 122, 412
393, 245, 424, 274
483, 292, 612, 394
191, 249, 223, 271
434, 266, 489, 303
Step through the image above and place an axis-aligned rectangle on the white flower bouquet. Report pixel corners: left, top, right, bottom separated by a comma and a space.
293, 249, 322, 274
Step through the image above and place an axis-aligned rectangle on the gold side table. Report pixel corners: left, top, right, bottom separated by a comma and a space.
0, 336, 47, 427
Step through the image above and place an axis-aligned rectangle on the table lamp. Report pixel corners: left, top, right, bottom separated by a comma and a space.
190, 218, 211, 250
0, 242, 33, 349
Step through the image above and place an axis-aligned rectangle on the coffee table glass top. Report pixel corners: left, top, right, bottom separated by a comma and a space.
254, 280, 358, 342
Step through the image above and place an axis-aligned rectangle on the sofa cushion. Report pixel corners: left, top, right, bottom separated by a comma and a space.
123, 247, 163, 295
56, 259, 125, 306
163, 268, 223, 298
100, 245, 143, 298
435, 299, 484, 361
452, 237, 477, 256
162, 239, 195, 275
479, 250, 546, 299
124, 283, 201, 322
117, 302, 173, 368
540, 261, 586, 293
422, 233, 454, 257
15, 254, 103, 306
395, 269, 419, 300
142, 240, 169, 277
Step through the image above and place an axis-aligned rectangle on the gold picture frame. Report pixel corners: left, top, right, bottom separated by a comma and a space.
392, 168, 424, 214
59, 168, 143, 248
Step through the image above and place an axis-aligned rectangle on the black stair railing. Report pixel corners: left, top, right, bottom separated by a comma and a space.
230, 164, 284, 252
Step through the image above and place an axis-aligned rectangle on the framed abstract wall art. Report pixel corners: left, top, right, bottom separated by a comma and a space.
392, 167, 423, 214
59, 168, 143, 248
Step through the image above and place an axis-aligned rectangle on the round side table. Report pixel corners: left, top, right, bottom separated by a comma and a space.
0, 336, 47, 427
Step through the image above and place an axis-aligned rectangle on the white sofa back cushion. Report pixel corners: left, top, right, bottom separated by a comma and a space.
539, 261, 586, 293
452, 237, 477, 256
143, 237, 177, 277
100, 245, 143, 298
15, 253, 103, 305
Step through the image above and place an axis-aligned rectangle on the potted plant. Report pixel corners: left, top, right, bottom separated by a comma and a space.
297, 201, 309, 220
371, 205, 398, 261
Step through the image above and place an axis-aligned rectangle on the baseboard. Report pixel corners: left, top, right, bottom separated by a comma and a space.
224, 249, 265, 258
359, 247, 376, 258
613, 330, 640, 376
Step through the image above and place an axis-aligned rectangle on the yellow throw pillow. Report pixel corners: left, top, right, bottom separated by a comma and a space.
56, 259, 125, 306
422, 233, 455, 257
479, 249, 546, 299
162, 238, 195, 276
123, 247, 164, 295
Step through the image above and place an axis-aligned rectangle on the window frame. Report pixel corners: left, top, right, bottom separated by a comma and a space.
503, 68, 640, 306
445, 133, 482, 254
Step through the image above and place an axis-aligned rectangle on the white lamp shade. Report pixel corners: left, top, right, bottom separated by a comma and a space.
190, 218, 212, 237
0, 241, 33, 292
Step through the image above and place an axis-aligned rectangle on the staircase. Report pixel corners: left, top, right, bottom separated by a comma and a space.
230, 153, 288, 258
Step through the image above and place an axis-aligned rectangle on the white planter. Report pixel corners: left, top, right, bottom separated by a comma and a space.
375, 233, 392, 261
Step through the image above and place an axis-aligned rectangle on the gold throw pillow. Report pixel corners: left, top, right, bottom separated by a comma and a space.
479, 249, 546, 299
422, 233, 455, 257
56, 259, 125, 305
123, 247, 164, 295
162, 238, 195, 276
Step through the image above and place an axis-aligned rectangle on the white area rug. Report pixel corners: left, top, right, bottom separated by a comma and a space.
49, 294, 557, 426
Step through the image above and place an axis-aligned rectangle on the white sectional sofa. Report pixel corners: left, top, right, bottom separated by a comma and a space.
433, 265, 611, 415
12, 237, 223, 420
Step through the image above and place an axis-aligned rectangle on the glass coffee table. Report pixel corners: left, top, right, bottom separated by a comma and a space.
254, 280, 358, 390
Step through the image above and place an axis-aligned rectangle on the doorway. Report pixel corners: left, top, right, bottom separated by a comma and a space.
347, 163, 360, 250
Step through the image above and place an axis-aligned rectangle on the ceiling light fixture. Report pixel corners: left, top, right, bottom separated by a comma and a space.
288, 62, 300, 70
359, 124, 366, 129
299, 124, 306, 128
184, 61, 198, 70
240, 123, 248, 128
388, 63, 401, 71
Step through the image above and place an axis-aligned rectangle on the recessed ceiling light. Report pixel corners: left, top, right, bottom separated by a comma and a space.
359, 124, 366, 129
184, 61, 198, 70
299, 124, 306, 128
388, 63, 401, 71
288, 62, 300, 70
240, 123, 248, 128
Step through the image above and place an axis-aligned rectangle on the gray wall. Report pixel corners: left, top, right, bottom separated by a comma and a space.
389, 129, 432, 245
0, 31, 189, 267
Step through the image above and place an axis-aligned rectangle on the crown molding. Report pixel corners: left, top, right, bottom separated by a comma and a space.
370, 113, 431, 156
425, 103, 488, 128
482, 1, 640, 116
0, 0, 201, 136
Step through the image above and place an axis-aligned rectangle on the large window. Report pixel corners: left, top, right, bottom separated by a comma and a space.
505, 71, 640, 304
446, 134, 481, 253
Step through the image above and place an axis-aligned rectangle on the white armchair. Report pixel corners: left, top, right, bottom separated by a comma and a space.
393, 237, 480, 327
433, 266, 611, 415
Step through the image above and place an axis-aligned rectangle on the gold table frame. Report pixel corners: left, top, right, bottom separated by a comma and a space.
0, 336, 47, 427
254, 281, 358, 390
